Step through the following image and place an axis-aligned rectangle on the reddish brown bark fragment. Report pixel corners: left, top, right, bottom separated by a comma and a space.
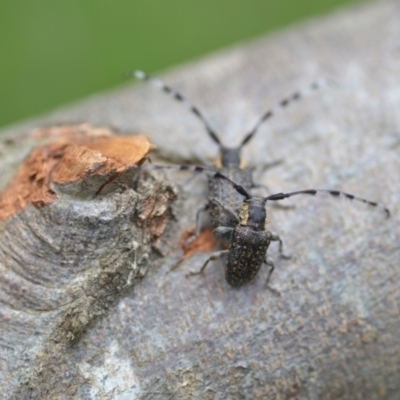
180, 227, 217, 259
0, 125, 155, 221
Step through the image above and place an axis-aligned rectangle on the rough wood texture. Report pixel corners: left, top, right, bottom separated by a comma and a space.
1, 1, 400, 398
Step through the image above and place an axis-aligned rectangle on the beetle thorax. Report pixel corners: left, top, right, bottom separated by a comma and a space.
215, 146, 246, 169
238, 198, 268, 231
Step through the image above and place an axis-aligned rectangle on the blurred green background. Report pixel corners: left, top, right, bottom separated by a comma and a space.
1, 0, 365, 130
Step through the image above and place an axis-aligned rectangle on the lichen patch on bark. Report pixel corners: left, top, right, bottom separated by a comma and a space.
0, 124, 155, 221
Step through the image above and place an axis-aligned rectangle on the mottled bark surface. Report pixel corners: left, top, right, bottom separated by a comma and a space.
1, 1, 400, 399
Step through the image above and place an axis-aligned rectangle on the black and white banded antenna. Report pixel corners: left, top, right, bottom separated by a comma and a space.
141, 164, 251, 199
130, 70, 323, 149
265, 189, 390, 219
240, 81, 324, 147
131, 70, 221, 146
138, 164, 391, 218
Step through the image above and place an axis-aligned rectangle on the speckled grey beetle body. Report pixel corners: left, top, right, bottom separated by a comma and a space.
149, 164, 390, 287
193, 195, 285, 287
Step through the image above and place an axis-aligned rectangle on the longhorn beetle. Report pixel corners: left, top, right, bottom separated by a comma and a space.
140, 164, 390, 287
131, 70, 323, 239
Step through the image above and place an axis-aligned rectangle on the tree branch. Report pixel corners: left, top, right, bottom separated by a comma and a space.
1, 1, 399, 398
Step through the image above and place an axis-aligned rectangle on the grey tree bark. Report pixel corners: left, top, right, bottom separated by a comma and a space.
1, 1, 400, 398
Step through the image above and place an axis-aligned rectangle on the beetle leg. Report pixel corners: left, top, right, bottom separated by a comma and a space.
264, 256, 281, 295
183, 203, 210, 247
194, 203, 210, 237
269, 232, 291, 259
264, 256, 275, 286
187, 249, 229, 277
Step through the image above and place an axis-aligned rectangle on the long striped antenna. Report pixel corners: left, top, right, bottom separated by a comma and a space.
137, 164, 390, 218
131, 70, 222, 146
139, 163, 251, 199
240, 81, 323, 147
266, 189, 390, 218
131, 70, 323, 149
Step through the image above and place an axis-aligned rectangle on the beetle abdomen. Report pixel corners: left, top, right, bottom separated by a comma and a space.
225, 226, 271, 286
